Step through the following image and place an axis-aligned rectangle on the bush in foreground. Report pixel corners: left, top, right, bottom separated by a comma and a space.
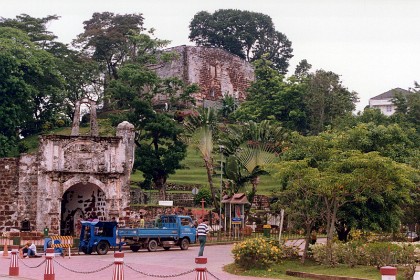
232, 237, 282, 269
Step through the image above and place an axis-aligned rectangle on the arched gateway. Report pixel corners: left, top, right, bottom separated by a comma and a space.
0, 99, 135, 234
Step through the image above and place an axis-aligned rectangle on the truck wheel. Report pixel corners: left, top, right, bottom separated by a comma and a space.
163, 247, 170, 251
147, 240, 158, 252
130, 245, 140, 252
96, 241, 109, 255
180, 238, 189, 250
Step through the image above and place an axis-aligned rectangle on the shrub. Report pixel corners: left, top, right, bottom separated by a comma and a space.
232, 238, 282, 269
311, 241, 417, 269
311, 243, 340, 266
336, 241, 365, 267
363, 242, 402, 268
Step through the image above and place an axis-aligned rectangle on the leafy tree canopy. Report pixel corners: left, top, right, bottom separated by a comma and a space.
0, 27, 65, 156
234, 58, 308, 132
189, 9, 293, 74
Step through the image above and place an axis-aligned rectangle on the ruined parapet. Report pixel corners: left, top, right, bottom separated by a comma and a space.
154, 45, 255, 107
116, 121, 136, 171
71, 98, 99, 136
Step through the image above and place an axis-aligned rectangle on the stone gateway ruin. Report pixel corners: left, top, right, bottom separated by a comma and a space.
0, 99, 135, 235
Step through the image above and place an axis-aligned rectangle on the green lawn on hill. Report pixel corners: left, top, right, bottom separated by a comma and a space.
22, 120, 279, 195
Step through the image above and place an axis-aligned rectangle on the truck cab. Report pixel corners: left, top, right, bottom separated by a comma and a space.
78, 220, 118, 255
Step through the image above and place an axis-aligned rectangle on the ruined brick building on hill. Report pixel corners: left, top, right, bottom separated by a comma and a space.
154, 45, 255, 108
0, 46, 255, 234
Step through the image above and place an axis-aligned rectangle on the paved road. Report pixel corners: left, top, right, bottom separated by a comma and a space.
0, 244, 270, 280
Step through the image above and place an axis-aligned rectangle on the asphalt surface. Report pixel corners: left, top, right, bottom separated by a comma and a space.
0, 244, 270, 280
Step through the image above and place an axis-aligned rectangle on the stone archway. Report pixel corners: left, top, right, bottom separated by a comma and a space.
60, 183, 106, 236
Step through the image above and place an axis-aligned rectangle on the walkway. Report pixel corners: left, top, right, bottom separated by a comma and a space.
0, 244, 269, 280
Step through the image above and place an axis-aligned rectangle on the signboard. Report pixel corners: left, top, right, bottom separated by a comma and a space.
158, 201, 173, 206
231, 217, 242, 225
192, 187, 199, 195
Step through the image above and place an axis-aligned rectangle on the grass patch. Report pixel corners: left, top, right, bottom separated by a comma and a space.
22, 120, 280, 195
224, 259, 383, 280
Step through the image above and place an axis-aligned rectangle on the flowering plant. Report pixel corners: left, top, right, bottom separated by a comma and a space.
232, 237, 282, 269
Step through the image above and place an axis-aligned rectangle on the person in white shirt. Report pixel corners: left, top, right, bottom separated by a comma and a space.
197, 219, 209, 256
20, 242, 37, 258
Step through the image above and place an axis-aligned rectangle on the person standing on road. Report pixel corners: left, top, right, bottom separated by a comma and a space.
197, 219, 209, 256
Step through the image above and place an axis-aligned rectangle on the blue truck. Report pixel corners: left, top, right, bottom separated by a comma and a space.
118, 215, 196, 252
78, 215, 196, 255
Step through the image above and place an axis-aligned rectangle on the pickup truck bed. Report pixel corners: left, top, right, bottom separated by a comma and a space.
117, 227, 180, 239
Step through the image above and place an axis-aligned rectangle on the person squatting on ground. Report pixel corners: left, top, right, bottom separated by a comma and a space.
20, 242, 39, 258
197, 219, 209, 256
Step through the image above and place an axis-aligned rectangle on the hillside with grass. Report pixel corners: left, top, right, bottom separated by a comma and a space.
22, 118, 279, 196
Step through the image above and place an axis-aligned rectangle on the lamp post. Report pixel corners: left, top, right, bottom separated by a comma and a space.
201, 198, 205, 220
219, 145, 224, 231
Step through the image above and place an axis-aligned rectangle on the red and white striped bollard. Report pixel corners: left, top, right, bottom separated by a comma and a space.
195, 257, 208, 280
380, 266, 397, 280
44, 247, 55, 280
9, 245, 19, 276
112, 251, 124, 280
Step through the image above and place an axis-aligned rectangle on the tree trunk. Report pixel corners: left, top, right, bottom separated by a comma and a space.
301, 222, 313, 264
244, 176, 260, 223
203, 157, 218, 210
326, 200, 338, 265
154, 176, 166, 201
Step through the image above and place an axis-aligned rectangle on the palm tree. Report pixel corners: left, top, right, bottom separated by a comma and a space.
220, 120, 286, 210
184, 107, 219, 209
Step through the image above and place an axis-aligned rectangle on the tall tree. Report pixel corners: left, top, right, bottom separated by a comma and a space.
74, 12, 146, 108
184, 108, 219, 209
0, 14, 59, 50
189, 9, 293, 74
106, 32, 194, 199
0, 27, 64, 156
392, 83, 420, 132
220, 120, 286, 214
279, 132, 417, 264
234, 58, 308, 132
1, 14, 102, 124
270, 160, 323, 263
304, 70, 358, 134
111, 98, 187, 201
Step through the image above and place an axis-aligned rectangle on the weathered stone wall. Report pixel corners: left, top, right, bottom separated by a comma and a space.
17, 155, 39, 229
0, 121, 135, 234
155, 45, 255, 107
0, 158, 19, 231
131, 188, 194, 207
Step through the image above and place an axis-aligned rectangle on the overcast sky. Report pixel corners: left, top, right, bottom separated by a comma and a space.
2, 0, 419, 111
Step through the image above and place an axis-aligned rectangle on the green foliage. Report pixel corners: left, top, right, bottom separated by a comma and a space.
193, 187, 212, 206
232, 237, 282, 269
311, 242, 417, 269
304, 69, 358, 134
234, 58, 308, 132
392, 83, 420, 133
189, 9, 293, 74
0, 26, 65, 156
74, 12, 145, 80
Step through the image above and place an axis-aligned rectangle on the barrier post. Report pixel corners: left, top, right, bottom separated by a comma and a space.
9, 245, 19, 276
112, 251, 124, 280
195, 257, 207, 280
44, 248, 55, 280
380, 266, 397, 280
414, 267, 420, 280
3, 239, 9, 257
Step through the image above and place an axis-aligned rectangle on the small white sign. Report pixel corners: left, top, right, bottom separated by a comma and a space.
158, 201, 174, 206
